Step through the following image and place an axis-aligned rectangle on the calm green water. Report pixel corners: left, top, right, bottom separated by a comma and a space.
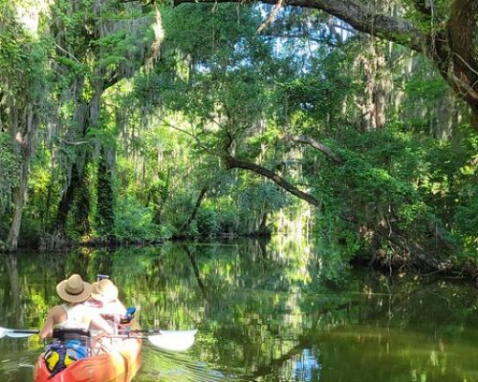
1, 238, 478, 382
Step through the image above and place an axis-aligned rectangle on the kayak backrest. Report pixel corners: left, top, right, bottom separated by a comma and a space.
53, 327, 91, 339
52, 328, 91, 349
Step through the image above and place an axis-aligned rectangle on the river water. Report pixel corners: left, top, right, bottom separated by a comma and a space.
1, 238, 477, 381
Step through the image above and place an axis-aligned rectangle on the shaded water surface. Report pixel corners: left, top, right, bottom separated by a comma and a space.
1, 239, 477, 381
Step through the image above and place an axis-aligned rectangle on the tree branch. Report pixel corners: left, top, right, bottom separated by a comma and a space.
262, 34, 344, 48
159, 117, 217, 155
283, 134, 343, 164
257, 0, 285, 34
174, 0, 425, 52
223, 154, 321, 207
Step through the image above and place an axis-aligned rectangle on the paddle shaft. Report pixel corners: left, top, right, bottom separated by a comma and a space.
0, 326, 196, 351
119, 329, 197, 335
6, 329, 39, 334
123, 329, 161, 334
104, 334, 148, 340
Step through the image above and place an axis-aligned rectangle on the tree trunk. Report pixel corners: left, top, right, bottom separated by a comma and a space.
53, 76, 88, 235
257, 212, 269, 235
95, 146, 115, 237
54, 78, 103, 237
6, 105, 38, 251
74, 167, 91, 236
436, 89, 457, 140
180, 185, 209, 233
357, 37, 380, 131
447, 0, 478, 127
56, 162, 81, 234
6, 160, 29, 250
152, 168, 171, 224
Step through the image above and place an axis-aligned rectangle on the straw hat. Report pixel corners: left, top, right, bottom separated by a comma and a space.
56, 274, 92, 304
91, 279, 119, 302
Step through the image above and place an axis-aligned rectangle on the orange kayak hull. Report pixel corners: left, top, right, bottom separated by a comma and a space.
33, 338, 142, 382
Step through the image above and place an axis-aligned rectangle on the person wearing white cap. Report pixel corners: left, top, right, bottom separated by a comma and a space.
39, 274, 114, 339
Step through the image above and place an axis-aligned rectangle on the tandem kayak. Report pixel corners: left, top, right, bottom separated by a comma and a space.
33, 335, 142, 382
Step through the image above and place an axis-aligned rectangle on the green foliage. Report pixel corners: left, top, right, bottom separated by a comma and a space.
0, 133, 18, 217
308, 125, 456, 260
95, 150, 115, 237
2, 0, 478, 283
114, 196, 160, 240
196, 202, 220, 236
0, 5, 49, 95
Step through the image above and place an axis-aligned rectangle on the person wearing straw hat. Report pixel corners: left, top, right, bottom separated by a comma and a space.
39, 274, 114, 339
86, 279, 126, 327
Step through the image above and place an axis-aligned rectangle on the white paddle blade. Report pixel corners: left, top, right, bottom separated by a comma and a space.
0, 328, 8, 339
0, 327, 37, 339
148, 330, 197, 352
6, 332, 36, 338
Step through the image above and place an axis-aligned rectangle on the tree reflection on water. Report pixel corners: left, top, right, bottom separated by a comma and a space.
0, 239, 477, 382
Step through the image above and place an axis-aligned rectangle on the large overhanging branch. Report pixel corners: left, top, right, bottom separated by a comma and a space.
284, 134, 343, 164
223, 154, 321, 207
173, 0, 425, 52
172, 0, 478, 127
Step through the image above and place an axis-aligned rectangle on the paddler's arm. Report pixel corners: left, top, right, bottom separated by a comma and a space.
39, 315, 54, 339
39, 306, 64, 339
